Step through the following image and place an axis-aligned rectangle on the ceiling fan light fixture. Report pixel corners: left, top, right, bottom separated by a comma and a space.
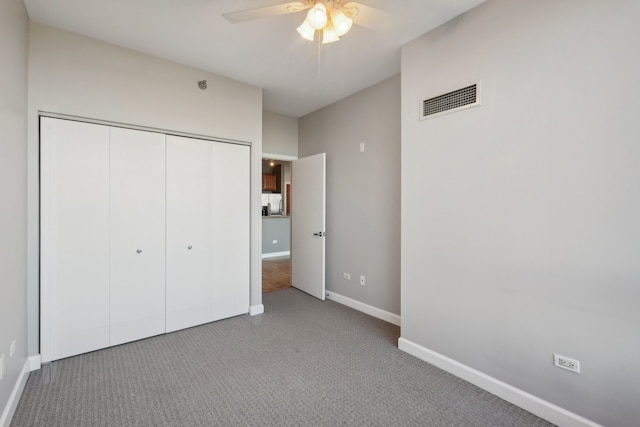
331, 9, 353, 36
306, 3, 328, 30
322, 20, 340, 44
297, 19, 316, 41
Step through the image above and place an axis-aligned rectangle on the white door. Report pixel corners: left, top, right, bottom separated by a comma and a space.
165, 136, 213, 332
210, 142, 250, 320
109, 127, 166, 346
40, 118, 111, 362
291, 153, 326, 300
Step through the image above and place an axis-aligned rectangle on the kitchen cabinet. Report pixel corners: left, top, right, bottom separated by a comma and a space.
262, 173, 277, 192
40, 117, 250, 362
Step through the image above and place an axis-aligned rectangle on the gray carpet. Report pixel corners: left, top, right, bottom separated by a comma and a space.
12, 288, 554, 426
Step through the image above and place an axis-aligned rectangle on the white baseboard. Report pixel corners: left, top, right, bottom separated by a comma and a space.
0, 359, 30, 427
28, 355, 41, 371
261, 251, 290, 259
326, 291, 401, 326
397, 337, 601, 427
249, 304, 264, 315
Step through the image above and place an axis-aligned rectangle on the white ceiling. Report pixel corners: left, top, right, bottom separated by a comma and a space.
23, 0, 484, 118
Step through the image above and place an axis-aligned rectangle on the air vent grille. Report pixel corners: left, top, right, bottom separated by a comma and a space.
421, 82, 480, 120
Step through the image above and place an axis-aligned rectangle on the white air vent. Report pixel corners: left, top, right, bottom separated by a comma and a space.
420, 81, 481, 120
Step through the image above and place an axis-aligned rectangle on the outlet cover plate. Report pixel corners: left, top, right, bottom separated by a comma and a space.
554, 354, 580, 374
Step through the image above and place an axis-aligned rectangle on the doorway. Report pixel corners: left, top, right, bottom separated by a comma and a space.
261, 157, 292, 293
261, 153, 326, 299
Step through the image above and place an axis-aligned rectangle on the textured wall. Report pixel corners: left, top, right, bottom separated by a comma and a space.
299, 75, 401, 315
401, 1, 640, 425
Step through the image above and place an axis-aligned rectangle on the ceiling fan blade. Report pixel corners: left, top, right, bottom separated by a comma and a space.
344, 2, 404, 31
223, 2, 311, 24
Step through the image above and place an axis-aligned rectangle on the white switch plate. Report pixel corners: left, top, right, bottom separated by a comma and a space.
360, 275, 365, 286
272, 240, 277, 244
10, 340, 15, 358
343, 273, 351, 280
360, 142, 365, 152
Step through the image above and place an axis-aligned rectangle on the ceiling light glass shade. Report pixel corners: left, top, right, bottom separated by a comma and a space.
306, 3, 328, 30
297, 19, 316, 41
331, 9, 353, 36
322, 21, 340, 44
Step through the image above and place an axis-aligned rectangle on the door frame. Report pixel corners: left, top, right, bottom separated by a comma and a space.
261, 153, 298, 291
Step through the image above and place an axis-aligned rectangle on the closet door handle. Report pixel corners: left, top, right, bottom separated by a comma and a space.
136, 249, 143, 254
187, 245, 193, 250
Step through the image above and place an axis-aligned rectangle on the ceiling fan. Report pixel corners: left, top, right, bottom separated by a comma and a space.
223, 0, 370, 44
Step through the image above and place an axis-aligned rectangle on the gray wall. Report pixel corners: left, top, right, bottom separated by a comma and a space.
401, 1, 640, 426
263, 111, 298, 157
299, 75, 401, 315
262, 218, 291, 255
0, 0, 29, 419
27, 23, 264, 355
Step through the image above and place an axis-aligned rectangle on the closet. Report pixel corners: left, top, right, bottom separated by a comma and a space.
40, 117, 250, 363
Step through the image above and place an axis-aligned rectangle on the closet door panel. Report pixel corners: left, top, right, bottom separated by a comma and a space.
165, 136, 213, 332
211, 142, 250, 320
109, 127, 166, 346
40, 118, 110, 362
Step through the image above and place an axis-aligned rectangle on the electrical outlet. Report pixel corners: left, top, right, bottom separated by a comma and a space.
272, 240, 277, 244
0, 354, 4, 380
10, 340, 15, 358
343, 273, 351, 280
554, 354, 580, 374
360, 275, 365, 286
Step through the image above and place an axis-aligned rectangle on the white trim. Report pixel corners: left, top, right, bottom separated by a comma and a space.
262, 153, 298, 161
326, 291, 401, 326
28, 355, 41, 371
0, 359, 30, 427
397, 338, 602, 427
249, 304, 264, 315
40, 111, 251, 147
261, 251, 290, 259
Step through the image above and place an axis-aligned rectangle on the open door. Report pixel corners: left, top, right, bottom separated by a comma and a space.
291, 153, 326, 300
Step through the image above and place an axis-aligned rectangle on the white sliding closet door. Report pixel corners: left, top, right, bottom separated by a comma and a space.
210, 142, 250, 320
40, 117, 110, 363
109, 127, 166, 346
165, 136, 214, 332
42, 117, 251, 362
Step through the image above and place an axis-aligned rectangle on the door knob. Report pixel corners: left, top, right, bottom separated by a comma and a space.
187, 245, 193, 250
136, 249, 142, 254
313, 232, 325, 237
